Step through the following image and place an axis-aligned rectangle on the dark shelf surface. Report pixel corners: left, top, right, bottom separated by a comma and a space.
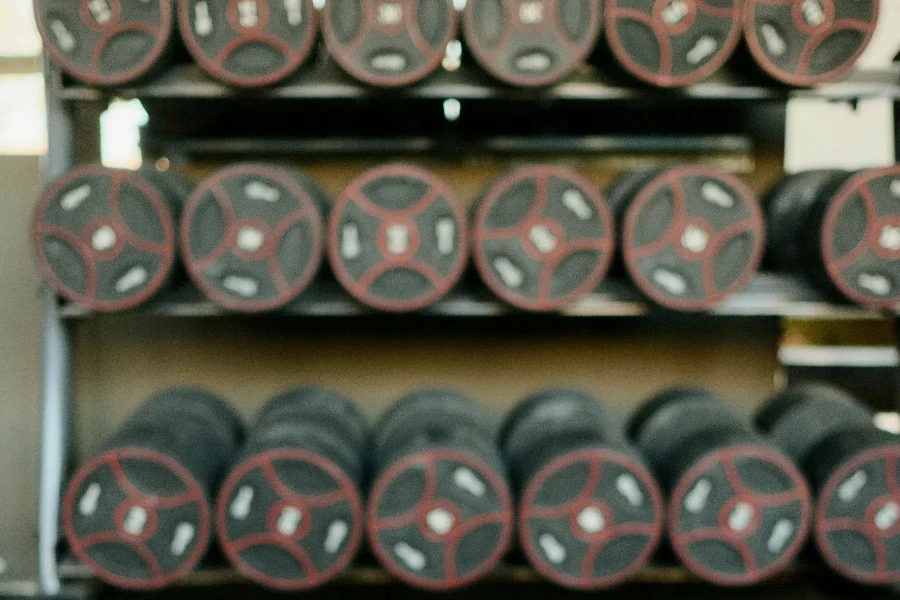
54, 561, 897, 600
57, 273, 888, 320
54, 61, 900, 103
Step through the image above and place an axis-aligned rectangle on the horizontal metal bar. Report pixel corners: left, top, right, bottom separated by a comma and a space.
56, 273, 888, 321
779, 346, 900, 368
53, 62, 900, 103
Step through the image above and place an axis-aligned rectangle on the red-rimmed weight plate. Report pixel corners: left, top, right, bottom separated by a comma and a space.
820, 165, 900, 311
472, 165, 614, 311
181, 163, 326, 312
34, 0, 174, 86
178, 0, 318, 87
327, 164, 467, 312
519, 447, 664, 589
32, 165, 178, 312
62, 448, 211, 590
668, 446, 812, 586
816, 445, 900, 585
604, 0, 742, 87
321, 0, 458, 87
743, 0, 878, 87
367, 448, 514, 590
463, 0, 602, 87
620, 165, 765, 312
216, 448, 364, 590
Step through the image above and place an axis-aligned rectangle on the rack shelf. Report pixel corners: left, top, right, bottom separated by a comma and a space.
53, 62, 900, 103
56, 273, 887, 320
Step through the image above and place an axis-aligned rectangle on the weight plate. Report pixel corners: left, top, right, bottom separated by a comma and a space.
259, 387, 369, 455
820, 165, 900, 310
321, 0, 457, 87
368, 448, 513, 590
621, 165, 765, 311
327, 164, 468, 312
178, 0, 318, 87
462, 0, 602, 87
815, 444, 900, 584
32, 166, 178, 312
181, 164, 326, 312
765, 169, 846, 271
520, 447, 664, 589
605, 0, 741, 87
760, 384, 873, 465
35, 0, 173, 86
472, 166, 615, 311
668, 446, 811, 586
217, 447, 364, 590
502, 389, 622, 470
744, 0, 879, 87
626, 386, 718, 441
62, 448, 210, 590
376, 389, 494, 456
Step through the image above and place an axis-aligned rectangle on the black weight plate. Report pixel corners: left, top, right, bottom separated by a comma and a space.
668, 445, 812, 586
321, 0, 458, 87
35, 0, 173, 86
367, 447, 514, 590
63, 448, 211, 590
744, 0, 879, 87
376, 389, 495, 457
502, 388, 622, 470
626, 386, 717, 441
128, 387, 246, 455
815, 441, 900, 584
472, 165, 615, 312
327, 164, 468, 312
605, 0, 741, 87
819, 165, 900, 310
463, 0, 602, 87
181, 164, 326, 312
765, 169, 847, 270
216, 445, 364, 590
32, 165, 178, 312
178, 0, 318, 87
633, 393, 749, 474
257, 387, 369, 455
621, 165, 765, 311
759, 383, 873, 464
519, 446, 664, 589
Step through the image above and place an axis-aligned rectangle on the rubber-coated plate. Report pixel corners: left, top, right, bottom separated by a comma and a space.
32, 166, 178, 312
368, 448, 513, 590
472, 166, 615, 311
744, 0, 878, 87
816, 445, 900, 585
668, 446, 811, 586
181, 164, 326, 312
463, 0, 602, 87
327, 164, 468, 312
35, 0, 173, 86
520, 447, 664, 589
621, 165, 765, 311
820, 165, 900, 310
178, 0, 318, 87
321, 0, 458, 87
605, 0, 741, 87
63, 449, 210, 590
217, 448, 364, 590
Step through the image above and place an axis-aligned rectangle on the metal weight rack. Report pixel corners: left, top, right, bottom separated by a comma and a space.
36, 31, 900, 600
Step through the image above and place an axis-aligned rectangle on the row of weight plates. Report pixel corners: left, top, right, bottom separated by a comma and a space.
64, 383, 897, 591
34, 0, 880, 88
32, 163, 900, 313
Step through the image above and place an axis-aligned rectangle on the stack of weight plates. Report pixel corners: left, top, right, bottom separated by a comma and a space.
629, 388, 812, 586
217, 387, 367, 590
367, 389, 514, 590
62, 388, 244, 590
